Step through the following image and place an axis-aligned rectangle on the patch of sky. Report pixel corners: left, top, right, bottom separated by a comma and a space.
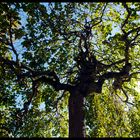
39, 102, 46, 111
15, 94, 24, 109
15, 93, 33, 109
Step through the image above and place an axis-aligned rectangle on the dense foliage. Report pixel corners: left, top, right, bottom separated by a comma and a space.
0, 2, 140, 137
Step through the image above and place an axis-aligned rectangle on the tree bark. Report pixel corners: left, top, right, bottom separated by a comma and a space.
68, 90, 86, 138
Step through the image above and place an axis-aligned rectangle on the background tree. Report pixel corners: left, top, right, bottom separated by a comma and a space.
0, 2, 140, 138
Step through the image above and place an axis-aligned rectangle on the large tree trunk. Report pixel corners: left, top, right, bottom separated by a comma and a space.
68, 90, 86, 137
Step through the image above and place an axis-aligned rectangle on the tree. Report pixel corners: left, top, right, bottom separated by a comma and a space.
0, 2, 140, 138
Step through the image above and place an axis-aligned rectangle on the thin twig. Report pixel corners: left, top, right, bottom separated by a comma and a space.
8, 13, 19, 62
121, 3, 131, 34
115, 88, 134, 106
90, 3, 108, 28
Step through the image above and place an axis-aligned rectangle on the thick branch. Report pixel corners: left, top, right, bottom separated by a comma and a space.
20, 80, 39, 115
34, 75, 72, 91
0, 56, 72, 92
0, 56, 33, 72
101, 71, 122, 80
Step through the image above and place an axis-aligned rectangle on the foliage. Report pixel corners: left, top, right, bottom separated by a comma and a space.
0, 2, 140, 138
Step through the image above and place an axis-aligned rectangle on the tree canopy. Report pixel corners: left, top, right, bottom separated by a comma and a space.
0, 2, 140, 138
